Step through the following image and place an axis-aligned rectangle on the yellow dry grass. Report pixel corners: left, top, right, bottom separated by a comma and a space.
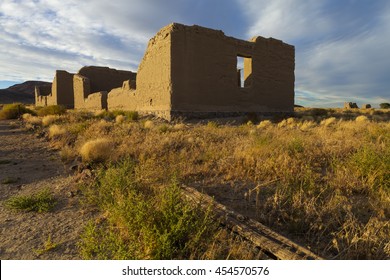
36, 107, 390, 259
79, 138, 115, 163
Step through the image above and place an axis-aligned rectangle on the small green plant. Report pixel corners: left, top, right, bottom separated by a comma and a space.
34, 234, 59, 256
0, 103, 35, 120
36, 105, 66, 116
379, 103, 390, 109
5, 189, 57, 213
0, 159, 12, 165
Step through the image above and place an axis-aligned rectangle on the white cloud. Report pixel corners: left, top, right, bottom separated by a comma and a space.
239, 0, 390, 106
0, 0, 185, 82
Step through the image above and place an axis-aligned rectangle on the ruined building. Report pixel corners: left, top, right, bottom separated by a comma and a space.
35, 66, 135, 110
74, 66, 136, 110
36, 23, 295, 120
108, 23, 295, 120
35, 70, 74, 108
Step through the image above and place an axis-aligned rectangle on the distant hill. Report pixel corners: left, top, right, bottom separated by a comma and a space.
0, 81, 51, 104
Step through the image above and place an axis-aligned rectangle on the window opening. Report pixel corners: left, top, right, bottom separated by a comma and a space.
237, 55, 252, 88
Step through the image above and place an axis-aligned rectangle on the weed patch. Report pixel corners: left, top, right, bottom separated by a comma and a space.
5, 189, 56, 213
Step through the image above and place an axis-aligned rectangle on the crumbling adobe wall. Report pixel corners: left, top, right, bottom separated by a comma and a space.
169, 24, 295, 114
35, 70, 74, 108
75, 66, 135, 110
107, 27, 172, 118
73, 74, 91, 109
35, 84, 52, 107
54, 70, 74, 108
78, 66, 136, 93
108, 80, 137, 110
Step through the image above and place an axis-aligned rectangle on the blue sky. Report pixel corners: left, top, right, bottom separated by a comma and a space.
1, 0, 389, 107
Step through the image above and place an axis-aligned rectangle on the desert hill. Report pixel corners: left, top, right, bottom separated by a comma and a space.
0, 81, 51, 104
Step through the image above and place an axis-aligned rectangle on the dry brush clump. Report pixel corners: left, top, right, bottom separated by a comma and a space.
39, 108, 390, 259
80, 138, 115, 163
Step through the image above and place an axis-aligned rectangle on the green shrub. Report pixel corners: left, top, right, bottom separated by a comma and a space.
96, 110, 139, 121
5, 189, 57, 213
379, 103, 390, 109
0, 103, 35, 120
36, 105, 66, 116
79, 159, 215, 259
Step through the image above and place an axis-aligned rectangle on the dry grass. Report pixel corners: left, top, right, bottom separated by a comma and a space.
22, 113, 42, 126
79, 138, 115, 163
42, 115, 61, 126
48, 124, 68, 138
36, 107, 390, 259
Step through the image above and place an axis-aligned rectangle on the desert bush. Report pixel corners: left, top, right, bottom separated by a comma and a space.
79, 160, 216, 259
320, 117, 337, 127
36, 105, 66, 116
42, 115, 60, 126
115, 115, 126, 124
257, 120, 273, 129
5, 189, 56, 213
96, 110, 139, 121
379, 103, 390, 109
143, 120, 154, 129
80, 138, 115, 163
0, 103, 35, 120
22, 113, 42, 125
48, 124, 67, 138
355, 115, 369, 122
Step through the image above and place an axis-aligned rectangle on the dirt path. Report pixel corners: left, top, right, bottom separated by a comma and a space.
0, 120, 96, 259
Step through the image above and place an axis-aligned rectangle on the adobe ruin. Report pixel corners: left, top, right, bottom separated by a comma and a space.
74, 66, 136, 110
36, 23, 295, 120
35, 70, 74, 108
108, 23, 295, 120
35, 66, 135, 110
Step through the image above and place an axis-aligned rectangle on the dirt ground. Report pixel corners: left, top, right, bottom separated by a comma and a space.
0, 120, 96, 259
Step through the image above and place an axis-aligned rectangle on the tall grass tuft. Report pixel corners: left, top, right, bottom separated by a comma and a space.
80, 138, 115, 163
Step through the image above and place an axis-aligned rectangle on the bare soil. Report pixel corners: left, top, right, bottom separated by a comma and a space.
0, 120, 96, 259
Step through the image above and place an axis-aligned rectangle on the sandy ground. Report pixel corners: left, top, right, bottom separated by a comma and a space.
0, 120, 96, 259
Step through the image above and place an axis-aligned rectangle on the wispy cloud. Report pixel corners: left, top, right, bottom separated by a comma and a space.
239, 0, 390, 107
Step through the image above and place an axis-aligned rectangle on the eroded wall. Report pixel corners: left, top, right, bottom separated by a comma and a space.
107, 27, 172, 118
54, 70, 74, 108
108, 23, 294, 120
75, 66, 135, 110
169, 24, 295, 114
35, 70, 74, 108
35, 84, 51, 107
78, 66, 136, 93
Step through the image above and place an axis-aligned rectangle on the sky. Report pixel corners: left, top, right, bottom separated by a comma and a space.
1, 0, 389, 107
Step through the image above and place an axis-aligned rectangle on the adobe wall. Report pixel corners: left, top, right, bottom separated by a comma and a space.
35, 84, 51, 107
78, 66, 136, 93
73, 74, 91, 109
169, 24, 295, 114
54, 70, 74, 108
107, 26, 173, 118
75, 66, 135, 110
35, 70, 74, 108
